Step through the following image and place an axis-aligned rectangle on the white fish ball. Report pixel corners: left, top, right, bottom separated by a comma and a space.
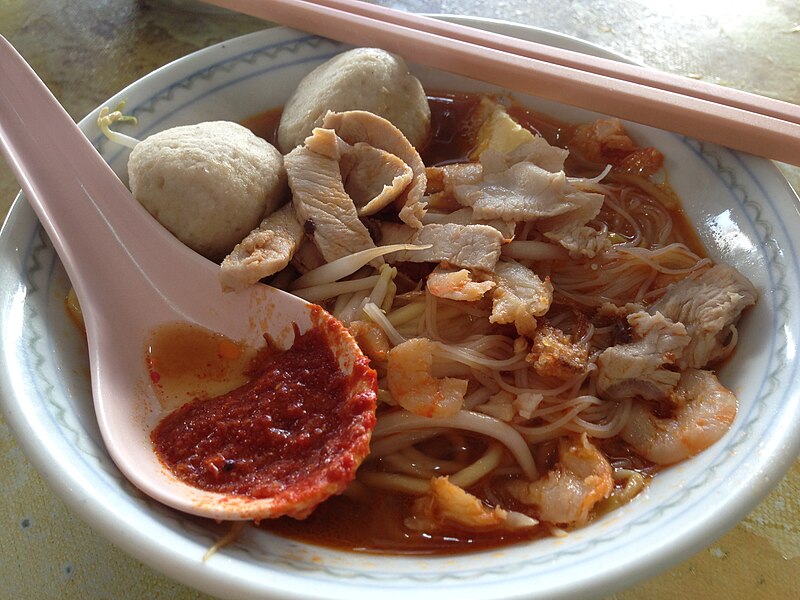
277, 48, 431, 153
128, 121, 287, 262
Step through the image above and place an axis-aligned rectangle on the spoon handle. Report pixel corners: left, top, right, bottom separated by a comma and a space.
0, 35, 201, 318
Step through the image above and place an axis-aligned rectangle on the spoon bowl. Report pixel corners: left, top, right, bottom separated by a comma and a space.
0, 35, 373, 521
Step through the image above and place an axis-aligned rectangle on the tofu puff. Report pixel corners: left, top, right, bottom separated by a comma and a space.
277, 48, 431, 153
128, 121, 288, 262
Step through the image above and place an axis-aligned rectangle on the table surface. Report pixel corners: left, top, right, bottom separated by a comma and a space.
0, 1, 798, 598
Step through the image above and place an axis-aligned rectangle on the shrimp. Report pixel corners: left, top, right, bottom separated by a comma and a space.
508, 433, 612, 527
426, 267, 495, 302
407, 476, 538, 532
348, 320, 390, 363
621, 368, 737, 465
387, 338, 468, 417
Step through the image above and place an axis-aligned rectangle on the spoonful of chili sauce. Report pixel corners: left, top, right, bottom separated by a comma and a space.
0, 35, 377, 521
149, 317, 376, 519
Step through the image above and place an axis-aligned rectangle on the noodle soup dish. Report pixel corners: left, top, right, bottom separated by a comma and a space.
4, 21, 799, 600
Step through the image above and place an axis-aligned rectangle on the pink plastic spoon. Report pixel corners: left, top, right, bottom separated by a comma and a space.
0, 35, 371, 521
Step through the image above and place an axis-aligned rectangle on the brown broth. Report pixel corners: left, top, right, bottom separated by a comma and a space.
422, 92, 485, 165
145, 323, 253, 412
263, 486, 547, 555
242, 107, 282, 146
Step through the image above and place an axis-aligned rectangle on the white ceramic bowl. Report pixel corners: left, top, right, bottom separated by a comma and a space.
1, 19, 799, 600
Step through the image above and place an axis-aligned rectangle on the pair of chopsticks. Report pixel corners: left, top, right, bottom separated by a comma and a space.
202, 0, 800, 166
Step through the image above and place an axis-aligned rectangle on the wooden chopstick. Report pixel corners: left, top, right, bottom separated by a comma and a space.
202, 0, 800, 166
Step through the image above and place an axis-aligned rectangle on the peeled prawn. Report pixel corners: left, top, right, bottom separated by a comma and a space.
387, 338, 468, 417
426, 267, 495, 302
508, 433, 612, 527
407, 476, 538, 532
348, 320, 391, 362
621, 368, 736, 465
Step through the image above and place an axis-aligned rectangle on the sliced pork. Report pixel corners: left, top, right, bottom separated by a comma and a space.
480, 137, 569, 174
545, 223, 610, 258
421, 207, 517, 241
489, 261, 553, 337
220, 202, 304, 291
649, 264, 758, 368
446, 145, 607, 257
339, 142, 413, 216
289, 238, 326, 274
323, 110, 427, 228
426, 162, 483, 193
285, 128, 377, 262
378, 222, 504, 271
596, 310, 690, 401
453, 159, 577, 222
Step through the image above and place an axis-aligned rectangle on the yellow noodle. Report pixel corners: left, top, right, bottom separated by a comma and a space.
368, 430, 443, 458
357, 471, 431, 495
449, 442, 504, 488
374, 410, 538, 480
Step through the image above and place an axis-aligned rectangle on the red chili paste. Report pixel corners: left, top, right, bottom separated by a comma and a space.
151, 322, 377, 509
